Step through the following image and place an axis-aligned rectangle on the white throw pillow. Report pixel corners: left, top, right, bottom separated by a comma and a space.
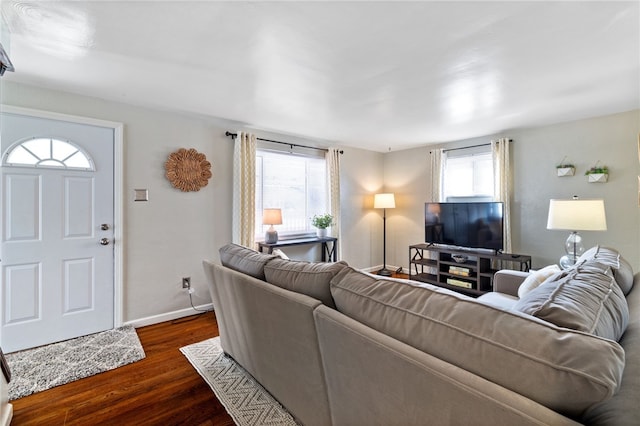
272, 248, 289, 260
518, 264, 561, 298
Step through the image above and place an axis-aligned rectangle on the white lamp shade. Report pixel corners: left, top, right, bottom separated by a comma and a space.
374, 193, 396, 209
547, 199, 607, 231
262, 208, 283, 225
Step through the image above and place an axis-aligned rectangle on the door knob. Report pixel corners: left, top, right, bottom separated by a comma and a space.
101, 224, 110, 231
100, 238, 110, 246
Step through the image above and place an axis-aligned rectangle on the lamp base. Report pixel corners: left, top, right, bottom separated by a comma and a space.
265, 229, 278, 244
377, 268, 393, 277
559, 255, 578, 270
559, 231, 583, 270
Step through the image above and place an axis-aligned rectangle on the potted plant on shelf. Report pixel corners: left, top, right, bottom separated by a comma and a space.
585, 163, 609, 183
556, 163, 576, 177
555, 156, 575, 177
311, 214, 333, 238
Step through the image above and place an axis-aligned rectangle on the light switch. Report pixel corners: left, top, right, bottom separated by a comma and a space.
134, 189, 148, 201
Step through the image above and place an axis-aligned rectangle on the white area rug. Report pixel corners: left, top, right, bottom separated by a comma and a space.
6, 325, 145, 400
180, 337, 299, 426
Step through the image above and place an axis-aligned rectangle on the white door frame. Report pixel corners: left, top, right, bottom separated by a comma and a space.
1, 104, 124, 328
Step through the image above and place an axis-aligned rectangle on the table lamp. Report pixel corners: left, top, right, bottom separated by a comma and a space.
263, 208, 282, 244
546, 197, 607, 269
374, 193, 396, 276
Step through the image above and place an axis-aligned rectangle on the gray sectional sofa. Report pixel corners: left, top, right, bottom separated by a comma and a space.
203, 243, 639, 425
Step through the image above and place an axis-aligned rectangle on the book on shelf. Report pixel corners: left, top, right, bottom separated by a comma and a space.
446, 277, 473, 289
448, 265, 470, 276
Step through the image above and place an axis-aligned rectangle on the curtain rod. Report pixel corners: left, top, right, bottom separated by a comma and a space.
225, 131, 343, 154
436, 139, 513, 154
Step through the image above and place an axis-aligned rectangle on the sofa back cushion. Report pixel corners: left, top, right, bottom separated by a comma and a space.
514, 260, 629, 341
583, 274, 640, 424
219, 243, 276, 280
264, 259, 348, 308
330, 267, 625, 417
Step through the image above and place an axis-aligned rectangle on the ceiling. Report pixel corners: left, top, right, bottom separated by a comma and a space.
1, 1, 638, 152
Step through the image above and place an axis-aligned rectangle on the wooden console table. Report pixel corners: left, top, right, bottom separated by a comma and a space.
257, 237, 338, 262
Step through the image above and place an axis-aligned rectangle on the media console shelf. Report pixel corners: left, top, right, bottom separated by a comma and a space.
409, 244, 531, 296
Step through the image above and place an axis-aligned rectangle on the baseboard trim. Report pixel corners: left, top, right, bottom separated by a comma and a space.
0, 402, 12, 426
125, 304, 214, 328
363, 265, 406, 275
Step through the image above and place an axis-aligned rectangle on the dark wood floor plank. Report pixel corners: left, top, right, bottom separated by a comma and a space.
11, 311, 233, 425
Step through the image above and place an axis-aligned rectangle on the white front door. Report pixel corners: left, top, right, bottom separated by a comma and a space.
1, 111, 115, 353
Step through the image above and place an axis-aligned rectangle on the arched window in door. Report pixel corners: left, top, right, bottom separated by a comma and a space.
2, 137, 94, 170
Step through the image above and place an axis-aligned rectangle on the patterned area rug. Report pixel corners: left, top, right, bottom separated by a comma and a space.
6, 325, 145, 400
180, 337, 299, 426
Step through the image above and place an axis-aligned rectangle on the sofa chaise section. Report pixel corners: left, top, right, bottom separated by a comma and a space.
203, 259, 331, 426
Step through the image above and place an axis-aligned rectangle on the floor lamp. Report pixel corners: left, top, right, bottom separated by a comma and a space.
546, 197, 607, 269
374, 193, 395, 276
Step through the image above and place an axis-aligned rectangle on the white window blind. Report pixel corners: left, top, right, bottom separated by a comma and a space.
442, 147, 493, 202
255, 148, 327, 239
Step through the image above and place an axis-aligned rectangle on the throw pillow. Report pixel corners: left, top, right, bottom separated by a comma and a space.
272, 248, 289, 260
578, 246, 635, 295
514, 260, 629, 341
517, 264, 561, 298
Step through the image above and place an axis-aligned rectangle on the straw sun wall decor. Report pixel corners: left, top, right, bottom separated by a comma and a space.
165, 148, 212, 192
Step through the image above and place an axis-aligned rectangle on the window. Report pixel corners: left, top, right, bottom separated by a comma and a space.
255, 149, 327, 239
442, 147, 493, 202
3, 138, 94, 170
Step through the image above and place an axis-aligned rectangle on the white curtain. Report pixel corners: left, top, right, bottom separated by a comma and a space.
430, 148, 444, 202
326, 147, 341, 259
232, 132, 256, 249
492, 138, 512, 253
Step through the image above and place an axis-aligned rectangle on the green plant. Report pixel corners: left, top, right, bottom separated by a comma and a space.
556, 156, 575, 169
585, 165, 609, 175
311, 213, 333, 229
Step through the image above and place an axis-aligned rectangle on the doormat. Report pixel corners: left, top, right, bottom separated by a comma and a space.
5, 325, 145, 400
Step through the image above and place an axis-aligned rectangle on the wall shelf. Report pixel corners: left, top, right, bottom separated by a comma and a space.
557, 167, 575, 177
587, 173, 608, 183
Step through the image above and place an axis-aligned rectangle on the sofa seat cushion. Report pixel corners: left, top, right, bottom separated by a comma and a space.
514, 260, 629, 341
264, 259, 348, 308
330, 267, 625, 417
219, 243, 277, 280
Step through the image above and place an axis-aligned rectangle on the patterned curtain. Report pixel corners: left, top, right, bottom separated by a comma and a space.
492, 138, 512, 253
232, 132, 256, 248
430, 148, 444, 202
326, 147, 341, 259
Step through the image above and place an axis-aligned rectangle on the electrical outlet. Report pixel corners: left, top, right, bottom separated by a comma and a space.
182, 277, 191, 289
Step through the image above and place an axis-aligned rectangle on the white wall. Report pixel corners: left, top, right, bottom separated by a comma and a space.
4, 81, 636, 326
384, 110, 640, 271
0, 81, 383, 323
339, 147, 385, 269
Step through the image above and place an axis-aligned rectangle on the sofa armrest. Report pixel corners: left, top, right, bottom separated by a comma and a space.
493, 270, 530, 297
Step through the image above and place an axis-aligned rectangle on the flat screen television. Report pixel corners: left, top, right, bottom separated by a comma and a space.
425, 202, 504, 251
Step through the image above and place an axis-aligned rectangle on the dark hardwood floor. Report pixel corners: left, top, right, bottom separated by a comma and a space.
10, 311, 234, 426
11, 271, 410, 425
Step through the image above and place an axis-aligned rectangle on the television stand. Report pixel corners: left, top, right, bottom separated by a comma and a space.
409, 244, 531, 296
